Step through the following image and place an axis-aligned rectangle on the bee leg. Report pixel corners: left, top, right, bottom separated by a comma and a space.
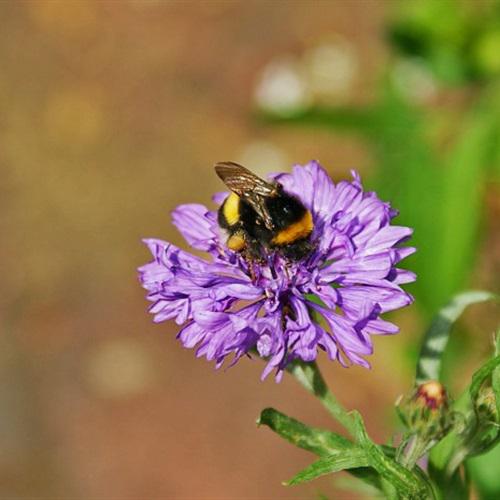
270, 266, 277, 280
267, 253, 277, 280
242, 251, 257, 283
283, 260, 291, 281
248, 259, 257, 283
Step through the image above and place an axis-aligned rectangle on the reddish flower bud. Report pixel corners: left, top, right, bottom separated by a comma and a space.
397, 380, 451, 441
415, 380, 448, 410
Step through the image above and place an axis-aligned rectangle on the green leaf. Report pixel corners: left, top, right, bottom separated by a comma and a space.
261, 408, 429, 496
464, 346, 500, 461
470, 355, 500, 404
285, 449, 370, 486
351, 411, 431, 499
349, 410, 369, 444
257, 407, 353, 457
258, 407, 384, 491
493, 332, 500, 419
416, 290, 497, 383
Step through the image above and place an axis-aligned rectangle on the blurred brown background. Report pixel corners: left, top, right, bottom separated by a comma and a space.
1, 1, 496, 499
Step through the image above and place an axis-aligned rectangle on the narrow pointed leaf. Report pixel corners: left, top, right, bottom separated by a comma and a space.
285, 449, 370, 486
416, 290, 497, 383
257, 407, 353, 456
258, 407, 385, 491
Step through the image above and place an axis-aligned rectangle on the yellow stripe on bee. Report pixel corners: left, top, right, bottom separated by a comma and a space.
227, 232, 246, 251
271, 210, 313, 245
223, 192, 240, 226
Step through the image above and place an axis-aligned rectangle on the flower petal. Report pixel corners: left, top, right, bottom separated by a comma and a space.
311, 304, 373, 356
171, 204, 220, 252
321, 253, 393, 282
358, 226, 413, 256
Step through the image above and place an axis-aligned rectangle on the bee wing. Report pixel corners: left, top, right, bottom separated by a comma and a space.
214, 162, 277, 197
214, 161, 277, 230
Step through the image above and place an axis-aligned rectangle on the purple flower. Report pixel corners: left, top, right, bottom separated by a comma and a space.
138, 161, 415, 381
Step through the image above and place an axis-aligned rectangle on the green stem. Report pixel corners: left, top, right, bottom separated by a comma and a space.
287, 360, 357, 438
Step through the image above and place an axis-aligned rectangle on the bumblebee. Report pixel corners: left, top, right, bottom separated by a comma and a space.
215, 162, 314, 261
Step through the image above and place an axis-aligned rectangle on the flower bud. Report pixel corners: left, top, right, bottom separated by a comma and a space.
398, 380, 451, 439
415, 380, 448, 411
474, 385, 498, 423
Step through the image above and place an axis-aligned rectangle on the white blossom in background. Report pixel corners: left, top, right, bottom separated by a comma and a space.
392, 58, 438, 104
303, 38, 358, 103
254, 56, 312, 115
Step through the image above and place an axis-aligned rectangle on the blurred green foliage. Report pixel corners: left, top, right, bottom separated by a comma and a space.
389, 0, 500, 84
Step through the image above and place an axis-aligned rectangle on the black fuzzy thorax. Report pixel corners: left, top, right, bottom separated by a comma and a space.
237, 194, 305, 243
218, 191, 313, 261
